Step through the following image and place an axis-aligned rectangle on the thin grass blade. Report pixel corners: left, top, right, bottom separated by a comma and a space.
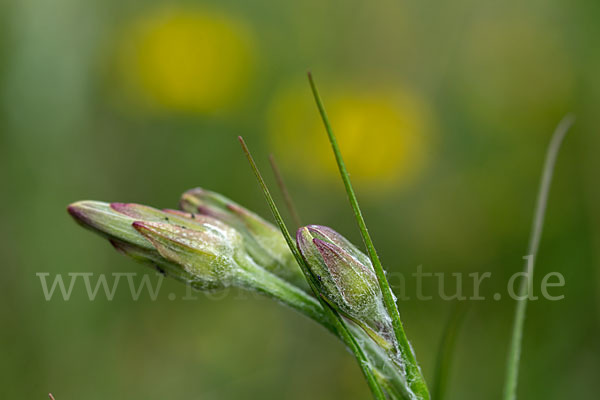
269, 153, 303, 228
432, 304, 468, 400
307, 72, 429, 399
503, 114, 575, 400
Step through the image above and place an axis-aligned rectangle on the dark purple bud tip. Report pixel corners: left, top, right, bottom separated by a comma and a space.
67, 202, 96, 228
131, 221, 147, 233
67, 203, 83, 221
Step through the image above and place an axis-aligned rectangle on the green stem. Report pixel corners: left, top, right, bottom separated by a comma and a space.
237, 253, 336, 334
503, 115, 574, 400
238, 136, 387, 400
307, 72, 428, 399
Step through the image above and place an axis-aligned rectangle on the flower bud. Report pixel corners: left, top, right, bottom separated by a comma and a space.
132, 220, 243, 290
297, 225, 394, 348
67, 201, 151, 249
180, 188, 307, 289
67, 200, 245, 290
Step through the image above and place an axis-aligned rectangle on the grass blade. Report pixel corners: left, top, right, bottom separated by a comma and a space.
269, 154, 302, 227
432, 304, 468, 400
307, 72, 429, 399
238, 136, 387, 400
503, 114, 575, 400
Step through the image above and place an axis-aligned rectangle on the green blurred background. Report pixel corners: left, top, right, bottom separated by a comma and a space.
1, 0, 599, 398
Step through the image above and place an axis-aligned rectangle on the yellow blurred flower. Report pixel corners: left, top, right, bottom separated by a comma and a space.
118, 7, 256, 113
268, 81, 433, 191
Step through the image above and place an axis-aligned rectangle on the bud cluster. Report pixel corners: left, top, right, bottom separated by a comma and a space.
68, 193, 397, 349
67, 188, 417, 399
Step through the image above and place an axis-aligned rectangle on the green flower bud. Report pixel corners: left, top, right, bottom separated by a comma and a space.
297, 225, 394, 349
67, 201, 246, 290
180, 188, 308, 289
132, 220, 242, 290
67, 201, 151, 249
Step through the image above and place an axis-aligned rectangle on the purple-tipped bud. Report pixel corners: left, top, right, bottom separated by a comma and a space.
297, 225, 393, 347
67, 200, 245, 290
68, 201, 152, 250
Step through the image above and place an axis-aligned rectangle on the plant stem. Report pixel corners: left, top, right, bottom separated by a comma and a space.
503, 114, 574, 400
239, 136, 387, 400
307, 72, 429, 399
237, 253, 336, 333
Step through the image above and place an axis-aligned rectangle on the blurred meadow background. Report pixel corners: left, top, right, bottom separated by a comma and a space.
1, 0, 599, 399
